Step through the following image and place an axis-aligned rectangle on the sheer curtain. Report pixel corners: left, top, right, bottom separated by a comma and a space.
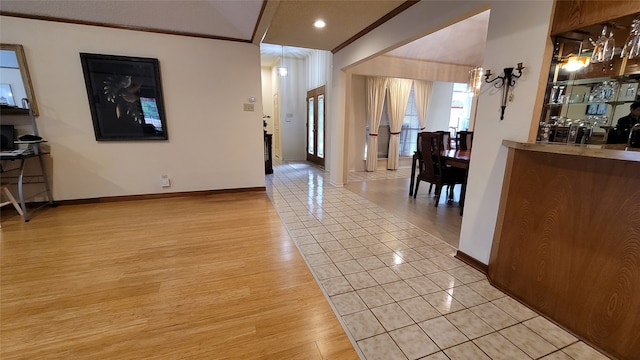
414, 80, 433, 131
386, 78, 413, 170
365, 77, 388, 172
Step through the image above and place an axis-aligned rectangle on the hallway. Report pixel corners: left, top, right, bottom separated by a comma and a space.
266, 162, 607, 360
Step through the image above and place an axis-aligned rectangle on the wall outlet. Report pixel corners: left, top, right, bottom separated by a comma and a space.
243, 103, 254, 111
161, 175, 171, 187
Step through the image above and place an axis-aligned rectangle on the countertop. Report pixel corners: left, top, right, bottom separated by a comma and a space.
502, 140, 640, 162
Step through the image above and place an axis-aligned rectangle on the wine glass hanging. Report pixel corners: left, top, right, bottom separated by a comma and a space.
590, 25, 615, 63
621, 16, 640, 59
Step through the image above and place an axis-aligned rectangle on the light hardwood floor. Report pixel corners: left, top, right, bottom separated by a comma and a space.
0, 193, 357, 359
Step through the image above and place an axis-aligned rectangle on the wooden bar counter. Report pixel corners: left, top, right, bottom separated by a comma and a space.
490, 140, 640, 360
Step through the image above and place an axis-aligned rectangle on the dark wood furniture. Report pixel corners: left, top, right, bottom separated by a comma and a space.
456, 131, 473, 150
409, 131, 452, 196
409, 131, 424, 196
491, 141, 640, 360
264, 133, 273, 174
441, 149, 471, 215
413, 132, 466, 207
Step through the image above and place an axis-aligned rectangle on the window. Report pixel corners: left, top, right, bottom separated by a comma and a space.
365, 86, 420, 159
399, 87, 420, 157
449, 83, 472, 132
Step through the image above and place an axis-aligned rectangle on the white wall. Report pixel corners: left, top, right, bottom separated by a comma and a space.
275, 50, 332, 163
261, 67, 275, 134
279, 57, 307, 161
330, 1, 554, 264
348, 75, 367, 171
425, 82, 454, 132
306, 49, 331, 90
1, 16, 265, 201
459, 1, 554, 264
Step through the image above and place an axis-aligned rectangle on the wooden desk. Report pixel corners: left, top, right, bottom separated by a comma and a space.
442, 149, 471, 215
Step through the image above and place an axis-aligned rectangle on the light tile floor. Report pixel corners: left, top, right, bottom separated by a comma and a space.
266, 162, 609, 360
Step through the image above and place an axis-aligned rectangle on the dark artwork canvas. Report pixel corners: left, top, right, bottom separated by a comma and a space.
80, 53, 168, 141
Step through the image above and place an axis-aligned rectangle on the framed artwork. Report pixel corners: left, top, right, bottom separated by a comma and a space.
80, 53, 168, 141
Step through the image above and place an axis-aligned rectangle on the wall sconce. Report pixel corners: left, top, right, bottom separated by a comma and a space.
484, 62, 524, 120
467, 66, 483, 96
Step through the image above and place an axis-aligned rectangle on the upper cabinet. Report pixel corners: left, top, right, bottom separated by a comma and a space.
551, 0, 640, 35
540, 5, 640, 144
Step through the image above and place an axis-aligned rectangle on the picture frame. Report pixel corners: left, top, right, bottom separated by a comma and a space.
567, 123, 580, 143
80, 53, 168, 141
586, 103, 607, 116
619, 82, 638, 102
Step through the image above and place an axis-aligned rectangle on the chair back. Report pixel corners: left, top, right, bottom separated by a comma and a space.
415, 131, 423, 158
435, 131, 452, 150
419, 132, 445, 179
457, 131, 474, 150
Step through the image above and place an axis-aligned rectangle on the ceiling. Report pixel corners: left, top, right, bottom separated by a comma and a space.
0, 0, 487, 67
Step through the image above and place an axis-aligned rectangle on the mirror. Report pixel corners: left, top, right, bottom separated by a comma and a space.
0, 44, 39, 115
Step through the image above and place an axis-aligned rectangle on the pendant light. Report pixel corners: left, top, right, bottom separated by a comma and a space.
278, 45, 288, 77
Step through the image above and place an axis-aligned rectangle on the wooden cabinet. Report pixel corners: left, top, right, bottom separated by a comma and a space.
551, 0, 640, 35
540, 9, 640, 144
491, 142, 640, 360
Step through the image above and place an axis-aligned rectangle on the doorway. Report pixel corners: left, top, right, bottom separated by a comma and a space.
306, 86, 325, 166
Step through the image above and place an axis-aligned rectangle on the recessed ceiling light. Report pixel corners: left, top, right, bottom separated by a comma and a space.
313, 20, 326, 28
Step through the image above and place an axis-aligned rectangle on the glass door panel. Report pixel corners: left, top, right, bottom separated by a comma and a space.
306, 86, 325, 166
308, 97, 315, 155
317, 95, 324, 158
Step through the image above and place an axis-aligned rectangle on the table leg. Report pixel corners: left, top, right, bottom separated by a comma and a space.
16, 158, 30, 221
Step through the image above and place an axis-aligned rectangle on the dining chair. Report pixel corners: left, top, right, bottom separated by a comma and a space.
409, 132, 423, 196
413, 132, 466, 206
435, 130, 452, 150
410, 131, 450, 196
457, 131, 474, 150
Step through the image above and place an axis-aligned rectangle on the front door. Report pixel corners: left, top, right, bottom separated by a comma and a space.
306, 86, 325, 166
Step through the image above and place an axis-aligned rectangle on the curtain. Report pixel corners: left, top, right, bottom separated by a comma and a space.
414, 80, 433, 131
365, 77, 388, 172
386, 78, 413, 170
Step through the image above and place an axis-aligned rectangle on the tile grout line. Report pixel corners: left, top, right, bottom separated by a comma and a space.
266, 163, 597, 360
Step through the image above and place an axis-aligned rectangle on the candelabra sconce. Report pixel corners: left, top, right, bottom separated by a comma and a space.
484, 62, 525, 120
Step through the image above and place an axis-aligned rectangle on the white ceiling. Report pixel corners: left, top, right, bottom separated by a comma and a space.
386, 10, 490, 66
0, 0, 488, 68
